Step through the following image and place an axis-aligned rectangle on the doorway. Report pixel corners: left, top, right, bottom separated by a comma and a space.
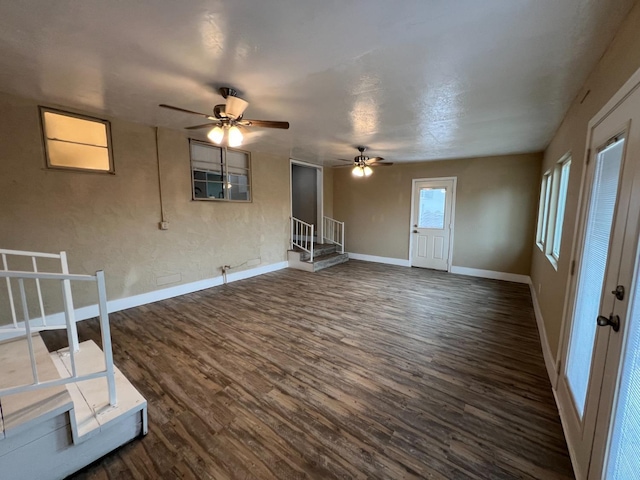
290, 161, 323, 241
556, 72, 640, 479
410, 177, 456, 271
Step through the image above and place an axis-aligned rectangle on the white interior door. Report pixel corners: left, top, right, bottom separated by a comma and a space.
411, 178, 455, 271
556, 80, 640, 479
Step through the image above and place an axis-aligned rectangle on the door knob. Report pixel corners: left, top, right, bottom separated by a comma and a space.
597, 314, 620, 332
412, 230, 418, 233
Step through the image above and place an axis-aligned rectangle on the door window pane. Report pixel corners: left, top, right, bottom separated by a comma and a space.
566, 139, 624, 418
606, 254, 640, 479
418, 188, 446, 229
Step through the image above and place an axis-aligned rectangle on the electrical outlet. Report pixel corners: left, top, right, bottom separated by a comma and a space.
159, 221, 169, 230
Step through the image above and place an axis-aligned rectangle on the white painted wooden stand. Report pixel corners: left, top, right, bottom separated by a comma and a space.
0, 248, 148, 479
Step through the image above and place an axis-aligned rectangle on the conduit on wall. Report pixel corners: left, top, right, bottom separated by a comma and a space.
155, 127, 168, 228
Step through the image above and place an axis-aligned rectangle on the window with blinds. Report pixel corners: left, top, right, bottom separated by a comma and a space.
536, 170, 553, 248
535, 154, 571, 268
40, 107, 113, 172
190, 140, 251, 202
551, 158, 571, 261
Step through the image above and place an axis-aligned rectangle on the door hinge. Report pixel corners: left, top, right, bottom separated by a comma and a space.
570, 260, 576, 276
586, 149, 591, 165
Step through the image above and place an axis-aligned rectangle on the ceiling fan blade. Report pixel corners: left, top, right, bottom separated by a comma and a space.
367, 157, 385, 163
159, 104, 214, 119
370, 162, 393, 166
333, 164, 355, 168
239, 119, 290, 129
185, 122, 220, 130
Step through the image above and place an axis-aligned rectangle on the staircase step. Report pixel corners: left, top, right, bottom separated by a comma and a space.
312, 252, 349, 272
51, 340, 147, 444
0, 334, 73, 440
298, 243, 339, 261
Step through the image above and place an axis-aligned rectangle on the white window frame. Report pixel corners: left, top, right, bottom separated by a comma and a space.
536, 169, 553, 249
535, 153, 572, 269
40, 106, 114, 173
551, 156, 571, 262
190, 139, 252, 203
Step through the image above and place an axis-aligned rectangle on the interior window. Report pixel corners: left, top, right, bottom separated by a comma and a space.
40, 107, 113, 172
190, 140, 251, 202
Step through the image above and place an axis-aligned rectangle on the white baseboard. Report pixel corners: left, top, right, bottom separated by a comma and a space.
104, 260, 289, 318
528, 280, 559, 388
0, 261, 288, 336
347, 253, 411, 267
449, 266, 530, 284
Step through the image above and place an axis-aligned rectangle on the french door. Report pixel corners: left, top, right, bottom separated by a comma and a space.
556, 78, 640, 479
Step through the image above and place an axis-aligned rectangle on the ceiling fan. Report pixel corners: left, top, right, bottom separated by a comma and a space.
159, 87, 289, 147
335, 146, 393, 177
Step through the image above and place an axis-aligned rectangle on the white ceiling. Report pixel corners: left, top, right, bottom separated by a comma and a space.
0, 1, 635, 165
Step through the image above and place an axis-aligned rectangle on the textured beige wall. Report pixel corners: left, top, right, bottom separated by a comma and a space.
333, 153, 542, 275
0, 92, 290, 317
532, 2, 640, 360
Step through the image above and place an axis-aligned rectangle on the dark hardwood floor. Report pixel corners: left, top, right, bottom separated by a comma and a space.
42, 260, 574, 480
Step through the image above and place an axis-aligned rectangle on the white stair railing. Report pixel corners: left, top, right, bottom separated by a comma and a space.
290, 217, 315, 262
323, 216, 345, 254
0, 249, 117, 407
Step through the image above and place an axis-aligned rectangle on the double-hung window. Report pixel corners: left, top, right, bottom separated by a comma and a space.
536, 154, 571, 268
190, 140, 251, 202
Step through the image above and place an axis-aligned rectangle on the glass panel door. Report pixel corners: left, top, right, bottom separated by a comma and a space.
565, 138, 625, 417
605, 255, 640, 478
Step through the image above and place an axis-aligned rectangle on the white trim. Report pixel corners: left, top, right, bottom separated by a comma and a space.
553, 387, 580, 478
449, 266, 530, 284
0, 261, 288, 337
409, 176, 457, 271
347, 253, 411, 267
528, 280, 559, 388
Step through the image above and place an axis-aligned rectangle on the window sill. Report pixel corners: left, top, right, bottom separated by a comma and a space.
545, 253, 559, 271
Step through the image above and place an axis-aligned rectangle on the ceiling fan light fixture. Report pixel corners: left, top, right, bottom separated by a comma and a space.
352, 165, 364, 177
363, 165, 373, 176
225, 96, 249, 119
228, 125, 243, 147
207, 126, 224, 144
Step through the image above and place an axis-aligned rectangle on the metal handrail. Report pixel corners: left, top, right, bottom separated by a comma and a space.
323, 216, 345, 254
